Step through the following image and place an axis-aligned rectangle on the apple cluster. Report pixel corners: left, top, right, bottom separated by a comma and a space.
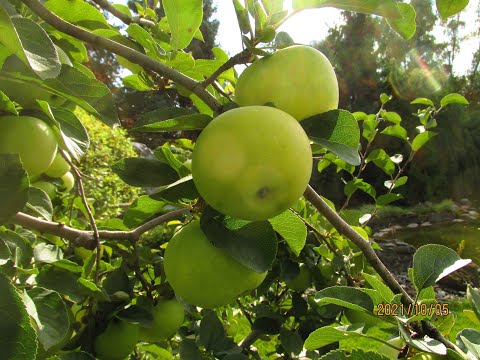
164, 45, 339, 310
0, 116, 75, 199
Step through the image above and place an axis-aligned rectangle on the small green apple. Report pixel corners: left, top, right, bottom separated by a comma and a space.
234, 45, 339, 121
139, 299, 185, 342
94, 319, 139, 360
286, 264, 311, 292
192, 106, 312, 221
60, 171, 75, 191
164, 221, 266, 309
45, 152, 71, 178
0, 116, 58, 177
32, 181, 57, 200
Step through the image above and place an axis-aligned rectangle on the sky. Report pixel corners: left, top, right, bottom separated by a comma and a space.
212, 0, 479, 76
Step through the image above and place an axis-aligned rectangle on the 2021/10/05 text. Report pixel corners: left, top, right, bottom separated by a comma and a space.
377, 303, 449, 317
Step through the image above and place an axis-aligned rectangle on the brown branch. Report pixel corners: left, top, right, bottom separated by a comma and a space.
240, 329, 262, 350
303, 185, 412, 303
12, 208, 190, 245
21, 0, 222, 113
90, 0, 156, 29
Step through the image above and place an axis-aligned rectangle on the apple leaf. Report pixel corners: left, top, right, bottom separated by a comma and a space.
268, 210, 307, 256
412, 244, 471, 292
180, 339, 203, 360
0, 273, 38, 360
375, 193, 403, 207
301, 110, 360, 166
292, 0, 416, 39
457, 329, 480, 359
150, 176, 199, 203
436, 0, 469, 20
0, 90, 18, 115
440, 93, 469, 107
362, 273, 395, 303
304, 324, 365, 350
111, 158, 179, 187
307, 349, 390, 360
56, 352, 97, 360
199, 310, 235, 353
163, 0, 203, 50
26, 288, 70, 351
200, 207, 277, 273
135, 114, 213, 133
123, 196, 166, 228
315, 286, 374, 312
467, 285, 480, 320
25, 188, 53, 222
0, 230, 32, 269
0, 154, 29, 225
36, 266, 86, 302
45, 0, 109, 30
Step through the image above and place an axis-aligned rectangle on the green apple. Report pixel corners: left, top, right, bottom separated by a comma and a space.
32, 181, 57, 200
234, 45, 339, 121
45, 152, 71, 177
286, 264, 311, 292
0, 116, 58, 177
139, 299, 185, 342
192, 106, 312, 221
377, 337, 404, 359
164, 221, 267, 309
60, 171, 75, 191
94, 319, 139, 360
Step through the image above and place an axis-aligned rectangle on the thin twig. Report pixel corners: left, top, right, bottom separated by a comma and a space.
21, 0, 222, 113
236, 299, 253, 326
91, 0, 156, 29
12, 208, 190, 244
240, 329, 262, 350
201, 49, 252, 88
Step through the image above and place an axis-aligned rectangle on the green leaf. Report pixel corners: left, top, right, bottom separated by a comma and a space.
199, 310, 231, 353
51, 108, 90, 161
133, 114, 212, 132
0, 273, 38, 360
292, 0, 401, 18
33, 243, 62, 264
233, 0, 251, 34
436, 0, 469, 20
301, 110, 360, 166
36, 266, 86, 302
122, 74, 154, 91
380, 93, 391, 104
457, 329, 480, 359
136, 107, 196, 127
200, 207, 277, 273
440, 93, 469, 107
382, 111, 402, 124
45, 0, 109, 30
56, 352, 96, 360
0, 90, 18, 115
315, 286, 374, 312
279, 329, 303, 357
411, 131, 437, 151
384, 176, 408, 190
180, 339, 202, 360
467, 285, 480, 319
123, 195, 166, 228
411, 98, 434, 106
304, 324, 364, 350
376, 193, 403, 207
434, 313, 456, 337
344, 179, 376, 199
0, 154, 29, 225
412, 244, 471, 292
268, 210, 307, 256
111, 158, 179, 187
0, 230, 32, 268
162, 0, 203, 50
26, 288, 70, 351
26, 188, 53, 222
385, 3, 416, 40
362, 273, 395, 303
366, 149, 395, 176
150, 175, 199, 203
317, 349, 390, 360
126, 24, 165, 58
381, 125, 407, 141
275, 31, 294, 46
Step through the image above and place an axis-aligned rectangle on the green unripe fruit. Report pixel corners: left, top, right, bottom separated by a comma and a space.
0, 116, 57, 177
61, 171, 75, 191
45, 152, 71, 177
32, 181, 57, 200
235, 45, 339, 121
286, 264, 311, 292
139, 299, 185, 342
192, 106, 312, 221
164, 221, 267, 308
94, 320, 139, 360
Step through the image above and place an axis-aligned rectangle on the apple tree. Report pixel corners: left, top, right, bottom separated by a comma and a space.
0, 0, 478, 359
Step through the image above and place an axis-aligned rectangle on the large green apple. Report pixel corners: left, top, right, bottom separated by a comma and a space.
234, 45, 339, 121
0, 116, 58, 177
139, 299, 185, 342
94, 319, 139, 360
164, 221, 267, 309
192, 106, 312, 221
45, 152, 71, 177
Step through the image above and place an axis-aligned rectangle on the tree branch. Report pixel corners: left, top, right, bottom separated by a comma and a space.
201, 49, 252, 88
12, 208, 190, 245
303, 185, 412, 304
90, 0, 156, 29
21, 0, 222, 113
